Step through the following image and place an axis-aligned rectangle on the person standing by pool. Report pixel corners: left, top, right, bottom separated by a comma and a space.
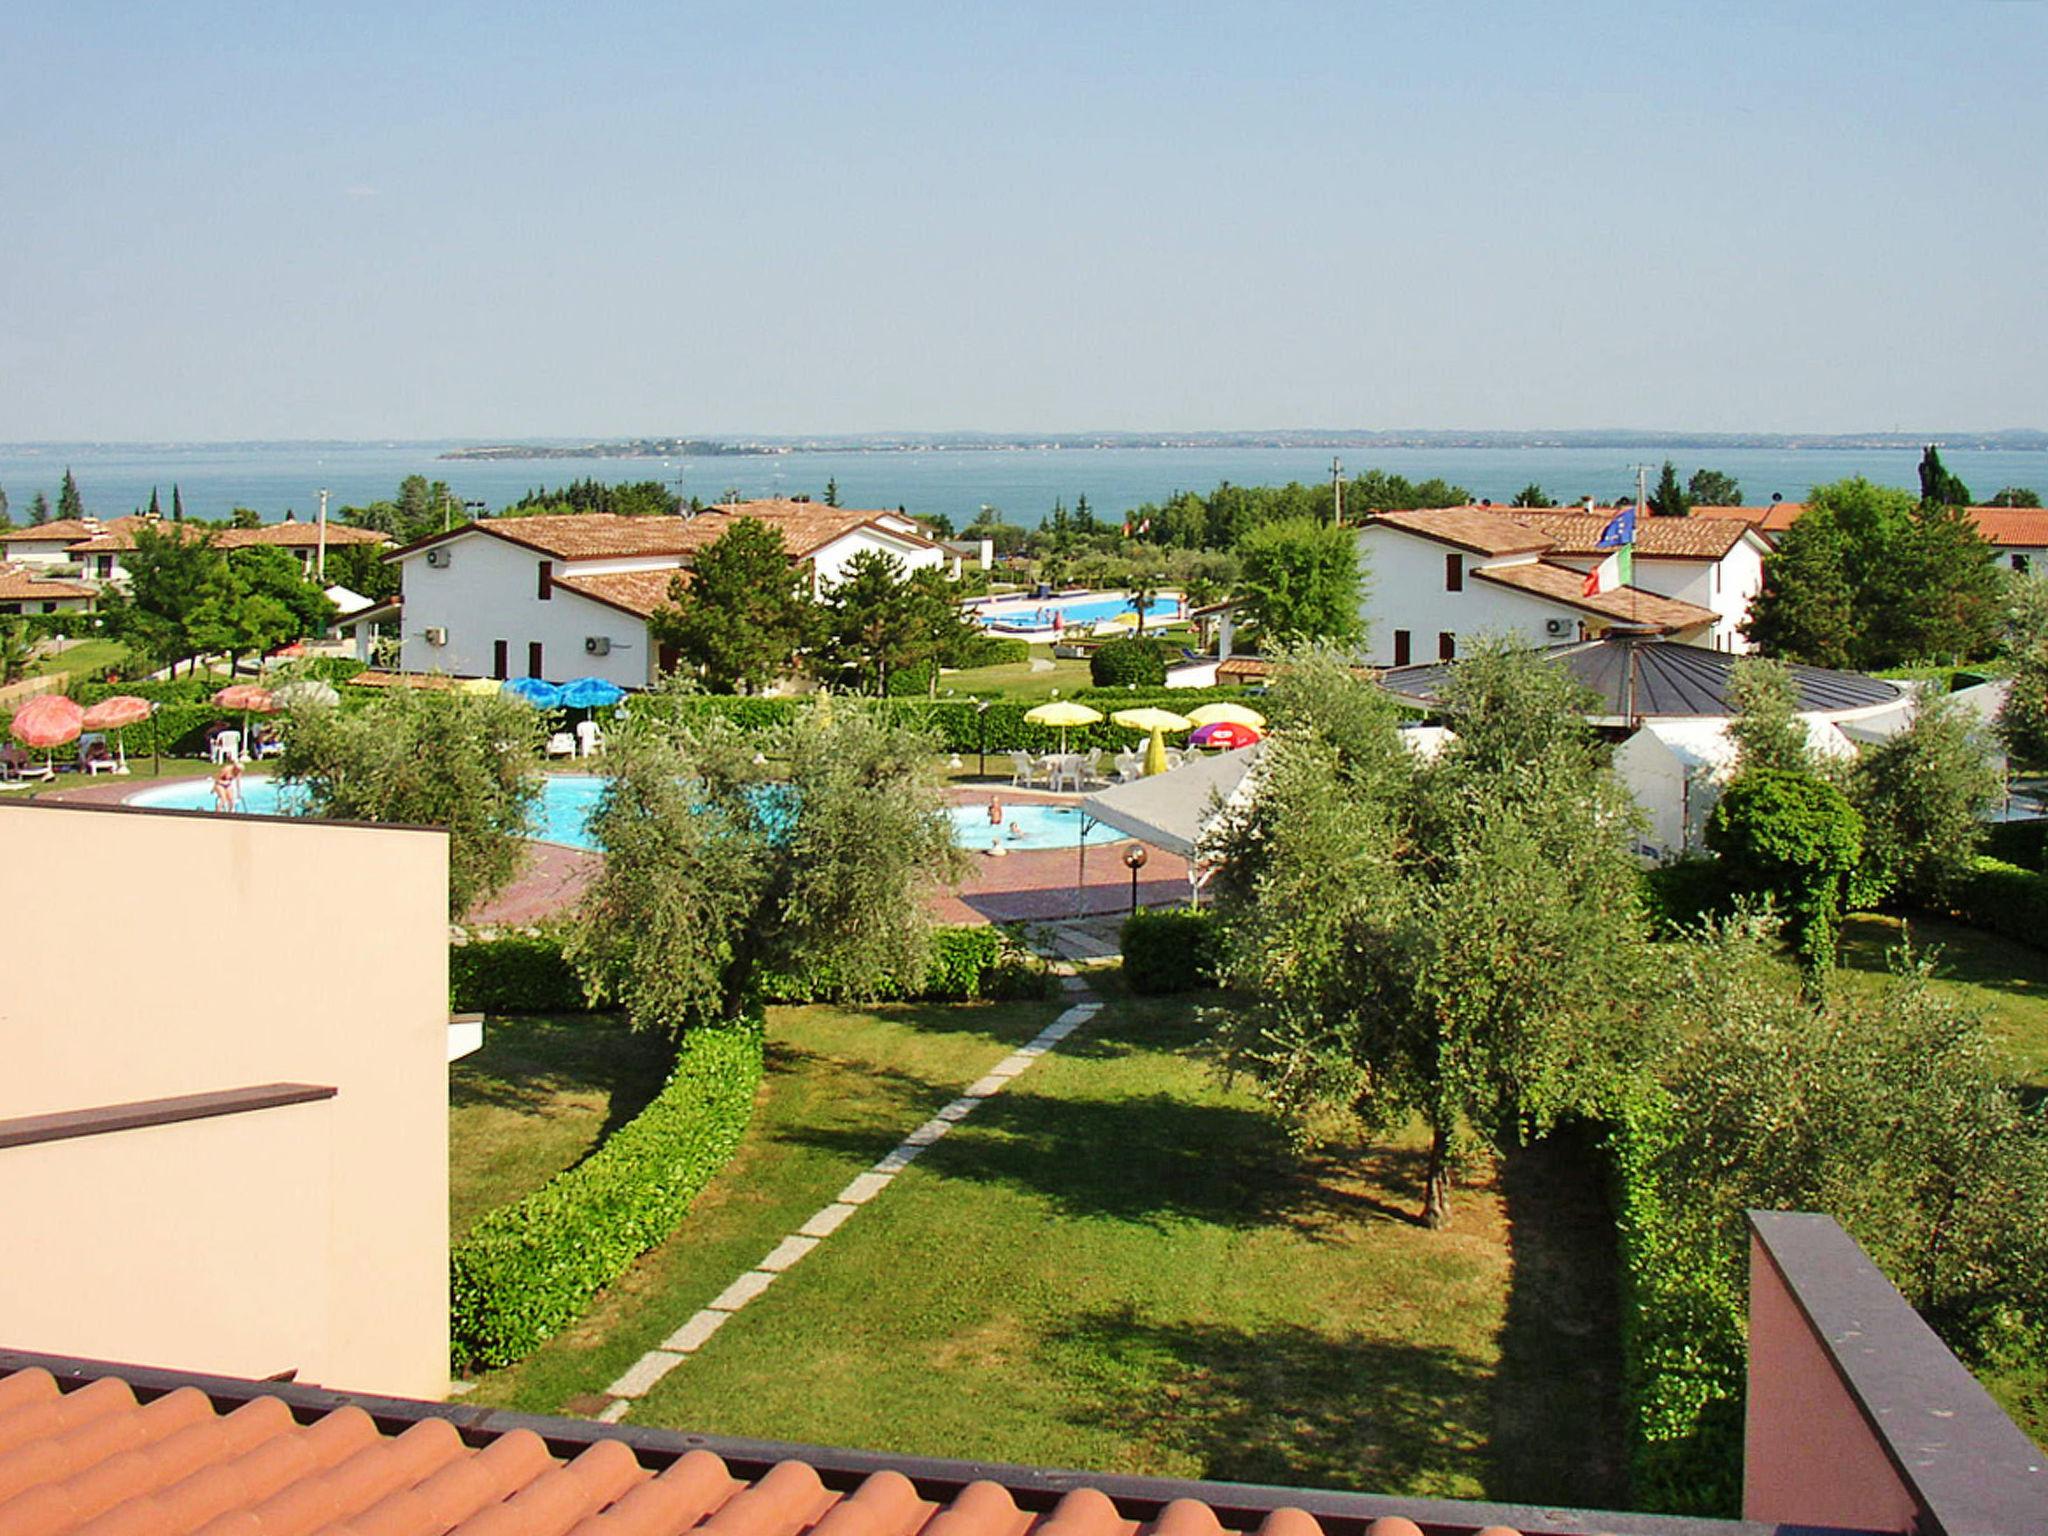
211, 756, 243, 813
987, 796, 1004, 825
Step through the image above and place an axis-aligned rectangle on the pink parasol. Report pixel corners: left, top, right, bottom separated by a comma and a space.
1188, 720, 1262, 750
82, 695, 153, 773
81, 695, 152, 730
213, 684, 278, 713
10, 694, 83, 748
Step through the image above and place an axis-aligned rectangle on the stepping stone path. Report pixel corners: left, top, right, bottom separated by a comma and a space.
594, 934, 1108, 1423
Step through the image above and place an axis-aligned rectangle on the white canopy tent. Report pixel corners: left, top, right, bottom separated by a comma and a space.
1078, 745, 1263, 859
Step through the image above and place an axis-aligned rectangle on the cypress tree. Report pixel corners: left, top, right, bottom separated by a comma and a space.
57, 469, 84, 522
1918, 445, 1973, 508
172, 484, 184, 522
147, 486, 162, 519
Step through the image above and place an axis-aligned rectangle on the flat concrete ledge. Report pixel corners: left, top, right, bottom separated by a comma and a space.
1745, 1210, 2045, 1536
0, 1084, 337, 1150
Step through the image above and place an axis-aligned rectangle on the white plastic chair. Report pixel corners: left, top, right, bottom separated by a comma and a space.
546, 732, 576, 760
1115, 751, 1143, 783
211, 730, 242, 765
1010, 751, 1040, 788
575, 719, 605, 757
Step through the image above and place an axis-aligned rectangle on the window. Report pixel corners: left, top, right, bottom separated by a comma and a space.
41, 601, 57, 614
1438, 631, 1456, 661
1393, 629, 1411, 667
96, 555, 113, 578
2015, 554, 2031, 575
538, 560, 554, 600
492, 640, 508, 681
527, 641, 544, 679
1444, 553, 1463, 592
0, 604, 17, 615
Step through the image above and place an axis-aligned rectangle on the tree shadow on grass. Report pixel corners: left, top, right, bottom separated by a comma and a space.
782, 1081, 1427, 1234
451, 1015, 672, 1137
1491, 1127, 1627, 1509
1044, 1307, 1491, 1495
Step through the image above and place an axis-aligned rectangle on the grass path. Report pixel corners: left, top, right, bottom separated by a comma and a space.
461, 993, 1623, 1508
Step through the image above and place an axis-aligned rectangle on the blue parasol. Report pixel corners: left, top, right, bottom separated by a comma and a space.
501, 677, 563, 708
556, 677, 626, 710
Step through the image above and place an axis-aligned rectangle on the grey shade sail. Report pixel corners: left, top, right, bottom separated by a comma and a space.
1378, 638, 1902, 720
1077, 746, 1262, 858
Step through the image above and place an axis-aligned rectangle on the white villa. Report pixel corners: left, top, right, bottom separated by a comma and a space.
1350, 506, 1770, 665
0, 561, 96, 616
0, 514, 389, 583
384, 500, 953, 688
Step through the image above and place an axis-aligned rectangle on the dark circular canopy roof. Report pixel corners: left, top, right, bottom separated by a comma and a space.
1378, 638, 1903, 721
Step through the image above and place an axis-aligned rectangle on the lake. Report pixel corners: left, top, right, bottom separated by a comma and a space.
1, 440, 2042, 527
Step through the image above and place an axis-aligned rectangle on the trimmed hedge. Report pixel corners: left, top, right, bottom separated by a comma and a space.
1947, 856, 2048, 949
450, 925, 1051, 1013
1090, 636, 1169, 688
450, 1020, 764, 1367
1980, 821, 2048, 873
950, 633, 1031, 669
1606, 1092, 1747, 1516
1120, 907, 1221, 994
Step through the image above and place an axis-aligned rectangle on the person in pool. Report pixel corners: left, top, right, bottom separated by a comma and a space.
211, 756, 243, 814
987, 797, 1004, 825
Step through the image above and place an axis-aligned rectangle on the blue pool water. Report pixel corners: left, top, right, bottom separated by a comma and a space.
126, 775, 1126, 852
974, 592, 1182, 630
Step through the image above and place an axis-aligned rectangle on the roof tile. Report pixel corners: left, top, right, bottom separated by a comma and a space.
1470, 561, 1719, 631
1363, 508, 1553, 557
1500, 510, 1748, 559
0, 562, 97, 602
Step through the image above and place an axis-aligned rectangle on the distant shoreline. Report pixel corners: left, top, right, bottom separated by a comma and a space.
438, 429, 2048, 462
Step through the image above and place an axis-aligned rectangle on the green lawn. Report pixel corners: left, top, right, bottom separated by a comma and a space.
460, 993, 1623, 1507
448, 1014, 674, 1237
935, 652, 1092, 700
1836, 913, 2048, 1087
25, 637, 125, 680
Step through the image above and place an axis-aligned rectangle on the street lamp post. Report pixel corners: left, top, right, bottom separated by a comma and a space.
1123, 842, 1149, 915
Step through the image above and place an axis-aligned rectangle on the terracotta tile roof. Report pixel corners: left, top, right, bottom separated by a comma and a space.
1690, 504, 1807, 534
1498, 510, 1750, 559
555, 568, 687, 618
1472, 560, 1720, 632
0, 563, 96, 602
0, 518, 105, 544
395, 502, 942, 568
57, 516, 173, 553
1965, 507, 2048, 547
217, 522, 391, 551
0, 1354, 1554, 1536
1362, 508, 1552, 558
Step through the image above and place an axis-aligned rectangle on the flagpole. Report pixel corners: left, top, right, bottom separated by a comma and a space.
1632, 465, 1645, 628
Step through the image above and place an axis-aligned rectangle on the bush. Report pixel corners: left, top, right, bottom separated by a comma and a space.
449, 1020, 764, 1367
450, 934, 585, 1013
1120, 907, 1221, 993
1948, 856, 2048, 948
1639, 856, 1729, 933
1981, 819, 2048, 872
451, 924, 1050, 1014
947, 633, 1031, 670
1605, 1091, 1747, 1516
1089, 636, 1170, 688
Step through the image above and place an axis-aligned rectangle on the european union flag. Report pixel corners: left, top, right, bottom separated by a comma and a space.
1597, 507, 1637, 549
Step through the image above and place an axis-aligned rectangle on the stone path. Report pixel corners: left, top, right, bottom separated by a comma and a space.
592, 952, 1106, 1423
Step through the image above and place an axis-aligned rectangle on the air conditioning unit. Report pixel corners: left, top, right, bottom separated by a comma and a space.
425, 548, 452, 569
423, 626, 448, 646
585, 636, 611, 656
1545, 618, 1574, 637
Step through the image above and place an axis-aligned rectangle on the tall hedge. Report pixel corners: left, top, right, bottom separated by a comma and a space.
1947, 856, 2048, 948
1089, 636, 1170, 688
450, 1020, 764, 1368
1120, 908, 1222, 994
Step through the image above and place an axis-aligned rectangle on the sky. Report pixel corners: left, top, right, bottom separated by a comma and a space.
2, 2, 2044, 441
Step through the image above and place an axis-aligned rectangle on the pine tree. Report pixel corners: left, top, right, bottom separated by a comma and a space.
1648, 460, 1690, 518
57, 469, 84, 522
1510, 483, 1554, 508
147, 486, 162, 519
172, 484, 184, 521
29, 491, 50, 526
0, 486, 10, 528
1918, 445, 1973, 508
823, 478, 839, 507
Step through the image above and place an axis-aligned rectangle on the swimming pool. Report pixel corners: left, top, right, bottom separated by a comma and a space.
973, 591, 1182, 631
126, 775, 1128, 853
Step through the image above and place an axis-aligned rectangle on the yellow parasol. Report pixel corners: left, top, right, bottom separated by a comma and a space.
455, 677, 502, 696
1023, 700, 1104, 754
1110, 707, 1192, 777
1185, 701, 1266, 729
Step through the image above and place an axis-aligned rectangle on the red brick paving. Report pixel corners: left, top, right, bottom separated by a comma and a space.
53, 777, 1194, 928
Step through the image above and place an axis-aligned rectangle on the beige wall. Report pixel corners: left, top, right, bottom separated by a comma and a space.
0, 802, 450, 1398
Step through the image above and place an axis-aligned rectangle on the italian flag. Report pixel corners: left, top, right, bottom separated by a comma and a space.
1584, 546, 1633, 595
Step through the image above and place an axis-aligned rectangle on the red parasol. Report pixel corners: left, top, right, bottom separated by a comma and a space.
10, 694, 83, 748
1187, 720, 1262, 750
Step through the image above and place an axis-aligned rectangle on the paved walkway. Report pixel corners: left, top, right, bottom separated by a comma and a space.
591, 944, 1108, 1423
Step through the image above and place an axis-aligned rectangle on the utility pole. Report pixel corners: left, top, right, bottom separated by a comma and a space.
1331, 457, 1345, 528
316, 488, 329, 581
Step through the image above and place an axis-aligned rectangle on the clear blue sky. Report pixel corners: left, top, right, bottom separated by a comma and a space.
2, 2, 2042, 440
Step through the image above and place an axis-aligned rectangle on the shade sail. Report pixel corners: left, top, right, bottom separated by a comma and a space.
1078, 744, 1262, 858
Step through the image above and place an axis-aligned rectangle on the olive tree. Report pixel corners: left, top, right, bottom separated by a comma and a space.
278, 687, 543, 918
566, 695, 964, 1039
1205, 640, 1655, 1229
1850, 694, 2002, 906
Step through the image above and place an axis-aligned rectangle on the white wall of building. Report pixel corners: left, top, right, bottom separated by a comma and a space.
809, 527, 947, 595
2, 536, 83, 568
395, 531, 653, 686
1356, 526, 1584, 665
